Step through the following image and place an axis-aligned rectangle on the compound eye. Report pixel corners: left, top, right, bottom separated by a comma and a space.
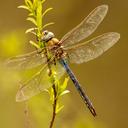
44, 30, 48, 35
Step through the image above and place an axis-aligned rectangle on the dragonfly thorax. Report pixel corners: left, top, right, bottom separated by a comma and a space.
46, 37, 67, 59
41, 30, 67, 59
48, 38, 60, 46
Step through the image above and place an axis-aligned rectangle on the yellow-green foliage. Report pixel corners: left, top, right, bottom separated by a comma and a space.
18, 0, 54, 42
17, 0, 70, 127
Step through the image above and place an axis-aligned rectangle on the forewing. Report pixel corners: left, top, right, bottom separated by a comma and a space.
65, 32, 120, 64
60, 5, 108, 47
16, 61, 65, 102
5, 49, 46, 70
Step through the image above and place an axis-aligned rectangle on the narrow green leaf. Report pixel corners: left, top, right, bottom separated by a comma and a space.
18, 5, 30, 11
25, 27, 38, 34
33, 0, 38, 11
26, 30, 36, 35
27, 17, 37, 25
61, 77, 69, 91
25, 0, 33, 9
42, 0, 46, 4
42, 22, 54, 29
25, 0, 28, 5
28, 12, 34, 16
45, 88, 54, 104
42, 8, 53, 17
56, 105, 64, 114
29, 40, 40, 49
56, 77, 69, 97
59, 90, 70, 97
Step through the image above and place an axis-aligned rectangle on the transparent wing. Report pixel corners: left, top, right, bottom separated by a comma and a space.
60, 5, 108, 47
65, 32, 120, 64
16, 61, 65, 102
5, 49, 46, 70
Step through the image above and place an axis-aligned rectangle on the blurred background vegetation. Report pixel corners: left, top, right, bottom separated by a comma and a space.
0, 0, 128, 128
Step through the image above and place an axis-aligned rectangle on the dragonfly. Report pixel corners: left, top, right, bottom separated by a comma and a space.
6, 5, 120, 117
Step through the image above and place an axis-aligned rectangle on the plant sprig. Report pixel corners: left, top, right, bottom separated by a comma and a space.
47, 68, 69, 128
18, 0, 69, 128
18, 0, 54, 45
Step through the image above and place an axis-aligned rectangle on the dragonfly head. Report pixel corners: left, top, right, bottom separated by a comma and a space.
41, 30, 55, 42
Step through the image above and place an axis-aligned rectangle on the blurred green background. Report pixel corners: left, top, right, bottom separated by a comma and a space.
0, 0, 128, 128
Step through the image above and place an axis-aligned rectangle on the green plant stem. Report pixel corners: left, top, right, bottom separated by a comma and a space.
49, 84, 57, 128
43, 42, 57, 128
19, 0, 60, 127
